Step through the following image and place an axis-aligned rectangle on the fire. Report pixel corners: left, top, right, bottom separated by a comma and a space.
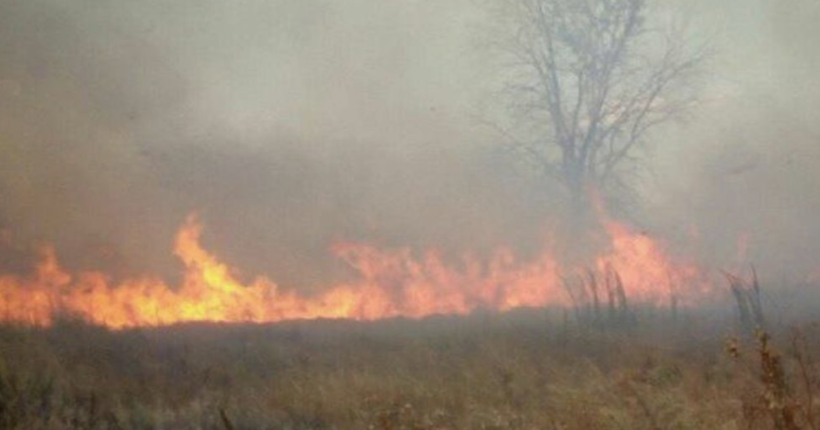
0, 214, 711, 329
596, 219, 710, 305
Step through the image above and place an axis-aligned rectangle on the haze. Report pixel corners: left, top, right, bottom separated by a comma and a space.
0, 0, 818, 291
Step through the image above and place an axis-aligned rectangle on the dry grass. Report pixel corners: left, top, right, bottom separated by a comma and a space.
0, 311, 818, 430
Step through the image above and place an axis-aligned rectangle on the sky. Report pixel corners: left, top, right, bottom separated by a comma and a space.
0, 0, 818, 288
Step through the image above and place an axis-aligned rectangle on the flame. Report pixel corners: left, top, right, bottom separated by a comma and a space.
596, 219, 711, 305
0, 214, 711, 329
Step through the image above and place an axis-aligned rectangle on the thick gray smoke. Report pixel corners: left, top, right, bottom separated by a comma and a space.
648, 0, 820, 281
0, 0, 549, 287
0, 0, 818, 289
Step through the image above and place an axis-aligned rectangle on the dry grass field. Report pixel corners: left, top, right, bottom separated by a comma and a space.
1, 308, 819, 430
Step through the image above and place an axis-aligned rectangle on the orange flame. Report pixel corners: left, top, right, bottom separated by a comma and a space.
596, 219, 711, 305
0, 215, 711, 329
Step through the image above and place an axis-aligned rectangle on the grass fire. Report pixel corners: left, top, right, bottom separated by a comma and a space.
1, 0, 820, 429
1, 212, 712, 329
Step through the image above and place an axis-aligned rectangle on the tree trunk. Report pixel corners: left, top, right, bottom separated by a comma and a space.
562, 166, 594, 266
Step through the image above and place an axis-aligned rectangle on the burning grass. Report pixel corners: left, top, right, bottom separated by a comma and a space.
0, 214, 712, 329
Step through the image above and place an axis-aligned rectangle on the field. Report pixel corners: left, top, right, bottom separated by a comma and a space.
2, 308, 819, 430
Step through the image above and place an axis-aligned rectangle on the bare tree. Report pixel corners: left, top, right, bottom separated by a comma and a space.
492, 0, 706, 226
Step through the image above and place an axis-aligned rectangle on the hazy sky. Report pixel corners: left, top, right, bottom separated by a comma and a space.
0, 0, 818, 286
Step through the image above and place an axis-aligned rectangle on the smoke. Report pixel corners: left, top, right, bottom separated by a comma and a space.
0, 0, 550, 287
0, 0, 818, 290
647, 0, 820, 280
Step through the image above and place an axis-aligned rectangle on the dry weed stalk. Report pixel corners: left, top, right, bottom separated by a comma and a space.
724, 266, 766, 334
219, 407, 235, 430
756, 331, 801, 430
791, 330, 820, 430
728, 330, 818, 430
561, 265, 637, 330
